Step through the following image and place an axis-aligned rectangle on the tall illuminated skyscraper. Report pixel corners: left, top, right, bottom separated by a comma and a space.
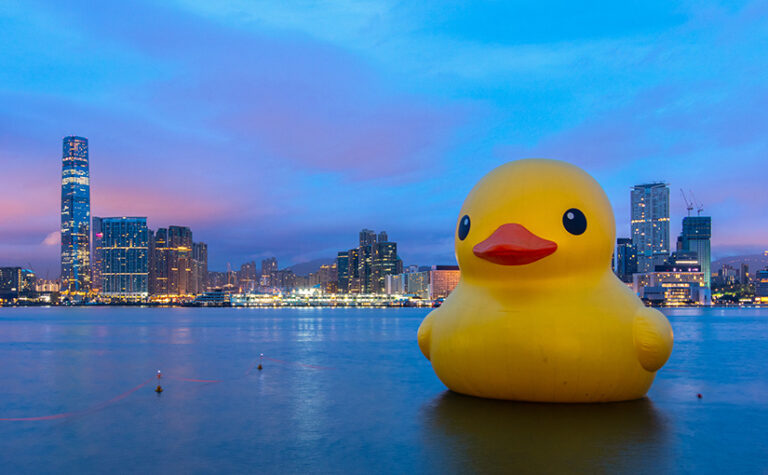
372, 241, 402, 293
631, 183, 670, 273
680, 216, 712, 288
98, 217, 149, 298
61, 136, 91, 294
336, 251, 349, 291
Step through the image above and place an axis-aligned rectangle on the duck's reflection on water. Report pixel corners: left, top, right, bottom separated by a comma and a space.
422, 391, 673, 473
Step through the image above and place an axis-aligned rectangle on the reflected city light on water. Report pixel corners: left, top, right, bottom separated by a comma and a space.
0, 306, 765, 472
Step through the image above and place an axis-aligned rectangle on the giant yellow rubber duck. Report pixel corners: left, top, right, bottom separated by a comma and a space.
418, 159, 673, 402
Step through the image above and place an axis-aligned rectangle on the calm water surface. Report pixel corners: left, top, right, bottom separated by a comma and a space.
0, 307, 766, 473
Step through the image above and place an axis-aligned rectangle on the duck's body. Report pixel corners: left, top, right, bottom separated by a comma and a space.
418, 159, 673, 402
419, 272, 671, 402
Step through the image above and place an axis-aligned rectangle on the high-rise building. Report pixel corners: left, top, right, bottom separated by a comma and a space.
167, 226, 193, 295
309, 264, 338, 293
92, 217, 104, 292
336, 229, 402, 294
429, 265, 460, 299
347, 248, 361, 293
385, 265, 460, 299
405, 271, 430, 299
272, 269, 296, 291
238, 261, 258, 292
372, 241, 401, 293
61, 136, 91, 294
755, 269, 768, 303
0, 267, 36, 300
385, 273, 406, 295
98, 217, 149, 298
631, 183, 670, 273
615, 238, 638, 283
359, 229, 377, 247
149, 226, 203, 296
679, 216, 711, 288
150, 228, 169, 295
261, 257, 278, 287
358, 244, 375, 292
193, 242, 208, 292
740, 263, 749, 284
715, 264, 739, 286
336, 251, 349, 291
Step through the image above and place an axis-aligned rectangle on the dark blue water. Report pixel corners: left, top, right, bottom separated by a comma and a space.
0, 307, 766, 473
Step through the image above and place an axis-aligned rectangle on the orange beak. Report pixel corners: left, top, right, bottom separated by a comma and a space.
472, 223, 557, 265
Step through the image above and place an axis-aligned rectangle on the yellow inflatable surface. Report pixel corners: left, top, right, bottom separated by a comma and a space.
418, 159, 673, 402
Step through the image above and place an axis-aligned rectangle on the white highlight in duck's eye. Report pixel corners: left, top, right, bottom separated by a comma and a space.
567, 212, 574, 220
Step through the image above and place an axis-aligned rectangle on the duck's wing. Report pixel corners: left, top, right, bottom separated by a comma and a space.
417, 310, 437, 361
633, 306, 674, 372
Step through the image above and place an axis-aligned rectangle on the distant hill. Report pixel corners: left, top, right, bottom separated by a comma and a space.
711, 254, 767, 273
285, 258, 334, 276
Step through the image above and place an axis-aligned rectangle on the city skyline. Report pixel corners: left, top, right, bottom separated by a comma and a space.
2, 1, 768, 276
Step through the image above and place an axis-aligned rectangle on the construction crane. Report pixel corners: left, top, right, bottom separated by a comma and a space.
689, 190, 704, 216
680, 189, 694, 216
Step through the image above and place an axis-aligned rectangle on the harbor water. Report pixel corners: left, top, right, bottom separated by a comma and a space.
0, 307, 766, 473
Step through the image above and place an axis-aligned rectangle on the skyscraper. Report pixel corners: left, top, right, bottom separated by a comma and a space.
631, 183, 670, 273
98, 217, 149, 298
359, 229, 377, 247
336, 251, 349, 291
149, 225, 203, 296
347, 248, 361, 293
372, 240, 402, 293
238, 261, 257, 292
261, 257, 278, 287
92, 216, 104, 292
358, 244, 375, 292
193, 242, 208, 292
615, 238, 638, 283
0, 267, 36, 300
336, 229, 402, 294
150, 228, 169, 295
167, 225, 193, 295
679, 216, 712, 288
61, 136, 91, 294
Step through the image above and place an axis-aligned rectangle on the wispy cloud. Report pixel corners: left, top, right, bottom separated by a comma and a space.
1, 0, 767, 272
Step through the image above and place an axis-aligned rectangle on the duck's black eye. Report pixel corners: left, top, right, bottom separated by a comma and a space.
458, 215, 471, 240
562, 208, 587, 235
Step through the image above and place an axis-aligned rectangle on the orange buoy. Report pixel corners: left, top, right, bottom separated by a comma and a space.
155, 385, 163, 393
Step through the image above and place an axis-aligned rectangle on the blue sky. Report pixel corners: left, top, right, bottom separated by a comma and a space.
1, 0, 766, 275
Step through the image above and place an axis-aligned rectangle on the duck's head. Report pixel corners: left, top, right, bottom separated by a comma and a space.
455, 159, 615, 284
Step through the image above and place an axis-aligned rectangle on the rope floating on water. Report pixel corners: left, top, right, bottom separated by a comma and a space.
0, 376, 155, 422
0, 355, 330, 422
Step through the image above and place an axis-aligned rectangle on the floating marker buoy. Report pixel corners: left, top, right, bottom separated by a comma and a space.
155, 385, 163, 393
257, 364, 262, 370
157, 370, 162, 379
697, 393, 702, 399
258, 353, 264, 370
